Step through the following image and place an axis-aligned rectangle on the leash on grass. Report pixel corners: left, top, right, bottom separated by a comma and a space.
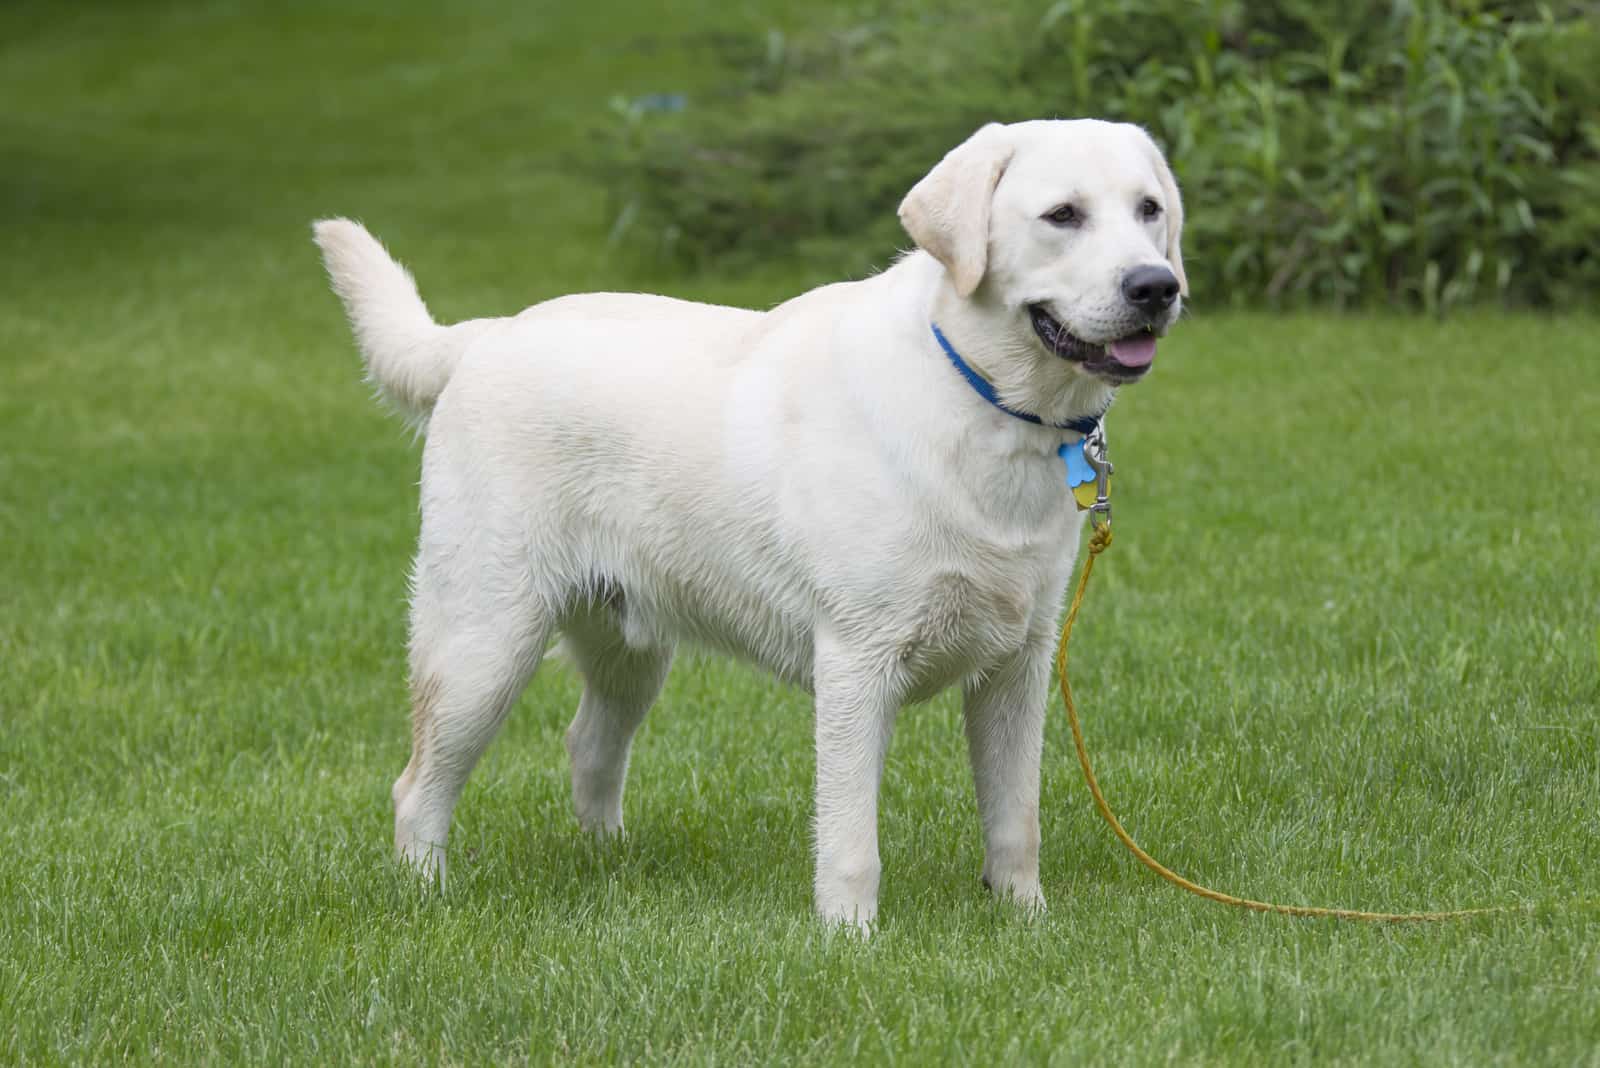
1056, 433, 1525, 922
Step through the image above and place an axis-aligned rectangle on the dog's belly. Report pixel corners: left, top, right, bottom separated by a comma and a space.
661, 608, 813, 691
607, 574, 818, 691
595, 550, 1037, 703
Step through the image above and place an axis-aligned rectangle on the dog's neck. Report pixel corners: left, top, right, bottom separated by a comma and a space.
930, 324, 1102, 435
924, 269, 1115, 431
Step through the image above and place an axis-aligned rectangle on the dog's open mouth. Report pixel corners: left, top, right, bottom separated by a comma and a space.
1028, 304, 1157, 383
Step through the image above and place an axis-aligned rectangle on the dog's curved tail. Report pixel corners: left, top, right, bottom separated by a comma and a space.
312, 218, 496, 423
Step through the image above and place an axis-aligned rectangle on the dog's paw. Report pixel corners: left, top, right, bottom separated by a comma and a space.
982, 873, 1047, 916
396, 837, 447, 890
816, 900, 876, 938
815, 859, 880, 936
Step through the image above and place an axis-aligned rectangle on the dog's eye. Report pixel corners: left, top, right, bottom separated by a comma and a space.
1139, 197, 1162, 221
1042, 203, 1082, 228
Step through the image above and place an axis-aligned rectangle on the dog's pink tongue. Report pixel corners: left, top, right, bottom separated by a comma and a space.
1108, 335, 1157, 368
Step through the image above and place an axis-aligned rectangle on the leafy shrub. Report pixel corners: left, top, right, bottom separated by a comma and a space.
594, 0, 1600, 308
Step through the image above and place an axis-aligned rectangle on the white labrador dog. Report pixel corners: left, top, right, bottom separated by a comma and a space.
314, 118, 1185, 931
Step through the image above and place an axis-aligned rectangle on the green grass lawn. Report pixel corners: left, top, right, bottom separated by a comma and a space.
3, 2, 1599, 1063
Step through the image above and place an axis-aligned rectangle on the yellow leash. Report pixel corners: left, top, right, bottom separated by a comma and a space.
1056, 522, 1517, 922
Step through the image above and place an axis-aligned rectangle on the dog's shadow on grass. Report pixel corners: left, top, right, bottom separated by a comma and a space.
445, 793, 1081, 936
455, 794, 815, 920
423, 742, 1138, 931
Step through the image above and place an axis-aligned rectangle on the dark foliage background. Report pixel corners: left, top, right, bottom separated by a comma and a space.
594, 0, 1600, 309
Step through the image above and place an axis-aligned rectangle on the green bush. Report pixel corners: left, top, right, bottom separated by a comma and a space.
594, 0, 1600, 308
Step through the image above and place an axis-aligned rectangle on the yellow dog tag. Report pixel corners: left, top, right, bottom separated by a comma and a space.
1072, 477, 1102, 511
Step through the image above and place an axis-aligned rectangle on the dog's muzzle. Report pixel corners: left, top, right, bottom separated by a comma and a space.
1028, 304, 1160, 384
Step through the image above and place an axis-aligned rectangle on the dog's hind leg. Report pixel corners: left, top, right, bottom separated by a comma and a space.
392, 573, 552, 887
560, 602, 674, 836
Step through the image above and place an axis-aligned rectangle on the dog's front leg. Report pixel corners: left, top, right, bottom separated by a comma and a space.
811, 634, 898, 934
962, 634, 1051, 913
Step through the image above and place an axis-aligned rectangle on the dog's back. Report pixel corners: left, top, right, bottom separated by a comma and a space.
313, 218, 761, 426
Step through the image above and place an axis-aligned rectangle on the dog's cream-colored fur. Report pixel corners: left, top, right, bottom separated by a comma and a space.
314, 118, 1185, 932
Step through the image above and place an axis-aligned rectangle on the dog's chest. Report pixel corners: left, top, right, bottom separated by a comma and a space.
892, 563, 1039, 699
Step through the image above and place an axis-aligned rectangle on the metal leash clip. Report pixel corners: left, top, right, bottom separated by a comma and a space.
1084, 425, 1113, 528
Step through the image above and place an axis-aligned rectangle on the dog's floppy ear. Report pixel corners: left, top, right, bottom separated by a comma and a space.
1140, 130, 1188, 297
898, 123, 1014, 298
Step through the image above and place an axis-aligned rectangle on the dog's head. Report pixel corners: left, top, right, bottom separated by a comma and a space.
899, 119, 1185, 398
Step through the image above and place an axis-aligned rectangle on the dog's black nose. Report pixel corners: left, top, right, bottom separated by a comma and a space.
1121, 265, 1180, 313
